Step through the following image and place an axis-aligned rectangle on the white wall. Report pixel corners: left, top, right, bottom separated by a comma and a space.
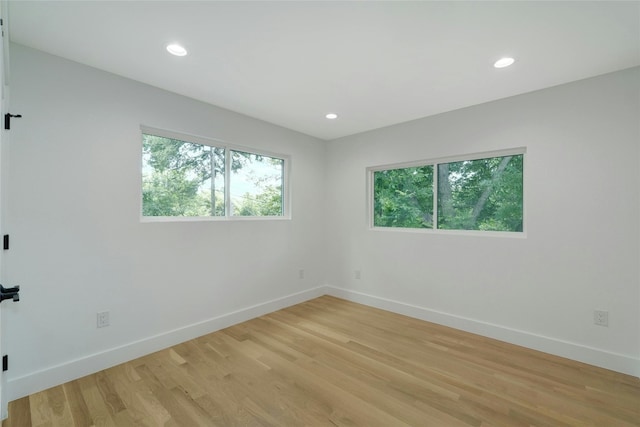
325, 67, 640, 376
2, 44, 327, 400
3, 43, 639, 401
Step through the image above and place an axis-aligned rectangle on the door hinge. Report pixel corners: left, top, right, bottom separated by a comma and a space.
3, 234, 9, 250
2, 355, 8, 372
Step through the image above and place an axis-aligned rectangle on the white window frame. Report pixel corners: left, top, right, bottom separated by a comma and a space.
140, 126, 291, 222
367, 147, 526, 237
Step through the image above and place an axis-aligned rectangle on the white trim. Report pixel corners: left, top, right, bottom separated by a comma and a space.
140, 215, 292, 223
367, 146, 527, 172
224, 143, 232, 216
141, 125, 226, 152
366, 167, 374, 228
432, 163, 439, 229
325, 286, 640, 378
140, 125, 288, 165
370, 226, 527, 239
6, 286, 326, 402
7, 285, 638, 402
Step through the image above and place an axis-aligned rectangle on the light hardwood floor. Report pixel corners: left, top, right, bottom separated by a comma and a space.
3, 296, 640, 426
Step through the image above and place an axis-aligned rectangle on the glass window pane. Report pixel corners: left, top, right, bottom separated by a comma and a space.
373, 166, 434, 228
230, 150, 284, 216
437, 154, 523, 231
142, 134, 224, 216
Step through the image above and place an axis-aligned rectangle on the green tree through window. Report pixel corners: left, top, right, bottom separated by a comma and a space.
438, 155, 523, 231
374, 166, 433, 228
142, 133, 285, 218
230, 150, 284, 216
372, 152, 523, 232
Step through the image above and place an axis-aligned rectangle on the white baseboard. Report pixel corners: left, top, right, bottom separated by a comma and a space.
7, 284, 638, 402
6, 286, 326, 402
325, 286, 640, 378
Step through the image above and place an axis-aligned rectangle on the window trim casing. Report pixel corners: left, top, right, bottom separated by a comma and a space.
367, 147, 526, 237
140, 125, 291, 222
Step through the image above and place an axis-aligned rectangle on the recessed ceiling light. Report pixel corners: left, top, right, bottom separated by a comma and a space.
166, 44, 188, 57
494, 57, 515, 68
325, 113, 338, 120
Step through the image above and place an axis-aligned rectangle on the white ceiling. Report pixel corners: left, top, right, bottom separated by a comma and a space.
7, 1, 640, 141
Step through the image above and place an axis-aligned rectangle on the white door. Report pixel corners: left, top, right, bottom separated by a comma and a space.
0, 2, 6, 418
0, 4, 5, 417
0, 0, 9, 418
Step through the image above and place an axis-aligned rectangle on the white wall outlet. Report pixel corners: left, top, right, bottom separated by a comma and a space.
355, 270, 361, 279
97, 311, 110, 328
298, 269, 304, 279
594, 310, 608, 327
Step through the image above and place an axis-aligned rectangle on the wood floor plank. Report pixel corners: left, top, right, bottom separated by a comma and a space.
44, 386, 74, 427
61, 381, 92, 427
75, 375, 117, 427
27, 388, 53, 427
4, 295, 640, 426
2, 397, 31, 427
134, 363, 199, 426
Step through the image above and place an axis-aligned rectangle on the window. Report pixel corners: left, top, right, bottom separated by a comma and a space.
374, 166, 434, 228
371, 149, 524, 232
229, 150, 285, 216
141, 128, 287, 219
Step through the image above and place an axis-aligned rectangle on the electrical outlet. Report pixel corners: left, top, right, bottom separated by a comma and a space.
594, 310, 608, 327
355, 270, 361, 279
97, 311, 110, 328
298, 269, 304, 279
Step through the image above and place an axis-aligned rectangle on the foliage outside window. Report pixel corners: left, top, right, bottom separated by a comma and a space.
142, 131, 286, 219
372, 151, 524, 232
374, 166, 434, 228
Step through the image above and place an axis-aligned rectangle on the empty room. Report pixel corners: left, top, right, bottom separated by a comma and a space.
0, 1, 639, 426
